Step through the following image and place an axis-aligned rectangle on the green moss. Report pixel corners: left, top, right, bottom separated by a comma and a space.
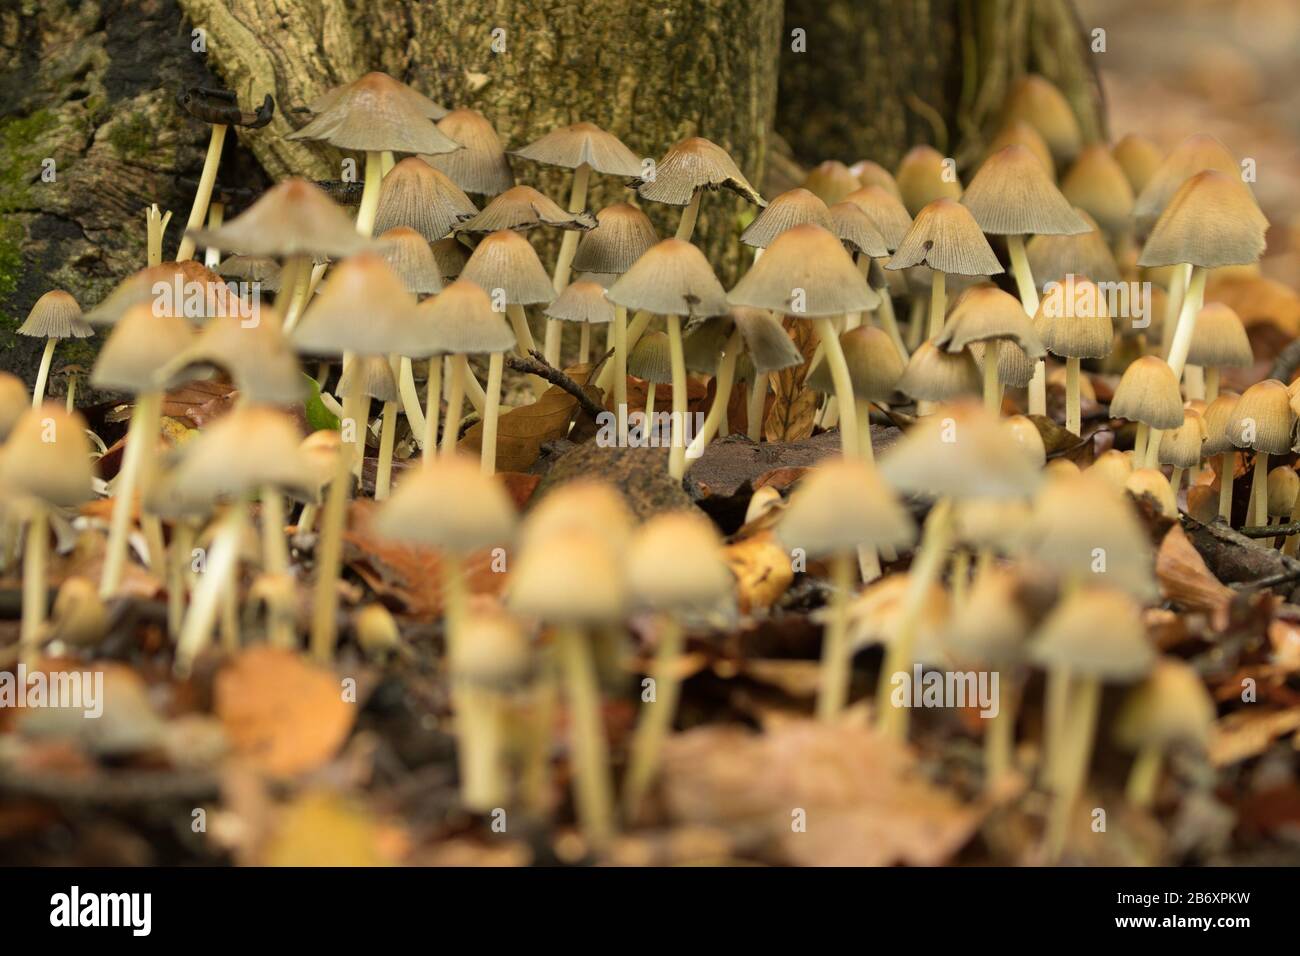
107, 111, 156, 161
0, 109, 58, 336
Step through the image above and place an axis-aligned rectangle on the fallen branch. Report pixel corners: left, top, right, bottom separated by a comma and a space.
1182, 516, 1300, 590
506, 350, 608, 422
1235, 521, 1300, 539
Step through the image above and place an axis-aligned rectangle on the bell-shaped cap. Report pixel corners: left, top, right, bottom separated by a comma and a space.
337, 353, 398, 402
424, 109, 514, 195
849, 159, 901, 196
808, 326, 904, 403
19, 290, 92, 340
897, 341, 982, 403
842, 185, 913, 251
161, 311, 305, 406
985, 120, 1056, 180
732, 308, 803, 375
896, 145, 963, 217
185, 178, 371, 260
457, 184, 594, 234
512, 121, 642, 177
460, 229, 555, 306
627, 331, 673, 384
376, 226, 445, 295
217, 255, 282, 292
828, 201, 890, 258
1027, 211, 1121, 287
419, 280, 516, 355
373, 158, 478, 242
1113, 658, 1215, 752
1001, 75, 1083, 164
1003, 414, 1047, 467
1226, 379, 1292, 455
544, 280, 615, 326
945, 568, 1033, 664
372, 454, 517, 554
86, 261, 237, 326
162, 406, 316, 503
309, 71, 448, 120
886, 199, 1003, 276
1061, 145, 1135, 238
1186, 303, 1252, 369
1034, 276, 1113, 359
740, 188, 833, 249
90, 304, 194, 395
1031, 588, 1153, 680
288, 72, 461, 155
0, 404, 94, 507
1133, 133, 1239, 234
776, 457, 915, 558
961, 145, 1089, 237
508, 525, 627, 625
729, 224, 878, 316
608, 238, 728, 318
290, 252, 420, 356
1113, 133, 1164, 198
1110, 356, 1185, 430
626, 510, 734, 612
1157, 408, 1207, 469
801, 160, 860, 206
1200, 391, 1240, 457
1138, 170, 1268, 269
573, 203, 658, 274
636, 136, 762, 207
938, 284, 1045, 357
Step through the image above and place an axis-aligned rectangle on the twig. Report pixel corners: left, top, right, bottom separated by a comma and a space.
1270, 336, 1300, 384
504, 351, 607, 421
1234, 521, 1300, 539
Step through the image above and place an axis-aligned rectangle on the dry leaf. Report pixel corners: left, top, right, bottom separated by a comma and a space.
1268, 617, 1300, 672
764, 317, 819, 443
1156, 524, 1233, 628
261, 791, 404, 866
1207, 706, 1300, 767
723, 530, 792, 613
460, 382, 579, 472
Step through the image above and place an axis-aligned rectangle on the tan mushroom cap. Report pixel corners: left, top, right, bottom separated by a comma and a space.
161, 310, 304, 407
608, 238, 729, 318
945, 568, 1032, 664
186, 178, 371, 260
1158, 409, 1207, 469
843, 575, 950, 665
1138, 170, 1268, 269
1110, 356, 1185, 430
938, 284, 1045, 357
377, 226, 445, 295
849, 159, 901, 195
1003, 414, 1047, 467
0, 372, 29, 440
1113, 658, 1215, 752
626, 510, 734, 611
828, 201, 890, 258
289, 72, 461, 155
20, 290, 92, 340
886, 198, 1004, 276
460, 228, 555, 306
995, 340, 1036, 389
163, 406, 316, 503
418, 280, 516, 355
431, 237, 472, 281
1031, 588, 1153, 680
842, 185, 913, 251
457, 184, 594, 234
1132, 133, 1239, 234
337, 353, 398, 402
509, 525, 627, 625
86, 261, 238, 326
1267, 466, 1299, 518
807, 326, 905, 402
732, 308, 803, 375
1185, 303, 1252, 368
1201, 391, 1240, 456
1027, 210, 1122, 286
636, 136, 762, 207
801, 160, 861, 206
776, 457, 915, 558
961, 145, 1089, 237
573, 203, 659, 275
373, 454, 517, 554
1034, 276, 1113, 359
881, 400, 1042, 499
544, 279, 615, 326
729, 224, 878, 316
373, 158, 478, 242
217, 255, 282, 292
290, 252, 420, 357
90, 304, 194, 395
895, 145, 963, 217
0, 405, 94, 507
1112, 133, 1164, 198
627, 331, 673, 384
985, 120, 1056, 180
512, 121, 642, 177
455, 609, 532, 686
1087, 449, 1133, 490
1002, 74, 1083, 164
1060, 145, 1135, 240
1227, 379, 1293, 455
424, 109, 514, 195
898, 341, 982, 403
952, 498, 1033, 552
740, 187, 833, 249
1126, 468, 1177, 518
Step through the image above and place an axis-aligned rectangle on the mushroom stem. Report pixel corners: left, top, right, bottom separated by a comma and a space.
398, 356, 427, 449
1160, 263, 1191, 358
145, 204, 171, 267
220, 573, 240, 653
175, 124, 228, 262
666, 315, 689, 480
746, 372, 768, 441
175, 498, 247, 676
675, 190, 702, 241
1204, 366, 1220, 403
421, 356, 442, 466
506, 304, 547, 397
544, 164, 592, 366
456, 674, 508, 812
1249, 451, 1269, 528
644, 382, 656, 439
520, 659, 558, 817
927, 269, 947, 339
65, 375, 76, 413
578, 324, 591, 366
812, 316, 860, 458
1185, 365, 1206, 401
1132, 422, 1149, 465
622, 615, 686, 821
596, 309, 651, 394
949, 549, 970, 606
876, 498, 953, 738
31, 338, 58, 408
855, 398, 884, 580
260, 485, 289, 577
1164, 266, 1208, 384
1144, 429, 1163, 469
815, 550, 856, 722
983, 340, 1003, 414
1219, 451, 1235, 523
614, 305, 629, 439
1047, 674, 1101, 863
685, 330, 741, 463
308, 389, 365, 663
555, 623, 616, 850
906, 297, 926, 351
1125, 743, 1163, 808
985, 678, 1018, 790
861, 256, 908, 361
167, 519, 196, 639
1169, 467, 1185, 496
203, 201, 224, 268
1283, 494, 1300, 556
20, 503, 48, 666
441, 355, 466, 457
99, 391, 162, 598
1005, 235, 1045, 416
355, 150, 384, 237
1064, 356, 1081, 435
375, 398, 398, 500
480, 351, 504, 475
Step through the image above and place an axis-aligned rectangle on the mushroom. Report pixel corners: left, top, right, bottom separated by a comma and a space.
85, 260, 233, 326
424, 108, 514, 197
730, 307, 803, 442
1110, 355, 1184, 469
635, 135, 763, 243
457, 183, 592, 235
802, 160, 861, 206
828, 200, 909, 359
1001, 74, 1083, 168
1113, 658, 1216, 808
897, 340, 982, 415
1027, 210, 1122, 293
1112, 133, 1165, 198
806, 326, 904, 461
1002, 414, 1047, 471
1086, 448, 1134, 491
849, 159, 902, 196
895, 145, 963, 218
1185, 303, 1252, 403
1157, 408, 1207, 493
985, 120, 1056, 180
1226, 379, 1293, 528
626, 330, 673, 442
374, 156, 479, 242
544, 278, 615, 367
19, 291, 93, 408
1132, 133, 1240, 236
572, 203, 658, 380
1202, 390, 1241, 522
681, 314, 744, 449
937, 283, 1045, 414
740, 187, 833, 254
1060, 144, 1135, 245
1126, 468, 1178, 519
1266, 466, 1299, 547
622, 511, 734, 818
842, 185, 915, 362
777, 458, 915, 721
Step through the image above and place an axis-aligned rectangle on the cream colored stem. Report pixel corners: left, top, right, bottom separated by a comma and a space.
675, 190, 702, 241
31, 338, 57, 408
685, 330, 741, 464
578, 324, 591, 365
556, 623, 615, 850
456, 682, 507, 812
813, 316, 859, 457
644, 382, 656, 439
1006, 235, 1045, 416
1169, 467, 1184, 496
146, 205, 170, 267
175, 500, 246, 676
480, 351, 504, 475
441, 355, 465, 457
597, 309, 651, 393
375, 397, 398, 499
545, 164, 591, 366
1165, 266, 1207, 384
667, 315, 689, 480
817, 551, 856, 722
309, 390, 364, 663
1219, 452, 1235, 523
260, 485, 289, 576
1250, 451, 1269, 528
65, 375, 76, 413
1161, 262, 1191, 358
1144, 428, 1163, 469
176, 124, 228, 262
398, 355, 427, 448
1047, 675, 1101, 863
855, 398, 884, 580
746, 372, 768, 441
1204, 366, 1221, 403
985, 679, 1018, 790
1043, 667, 1072, 789
1065, 357, 1081, 435
614, 305, 629, 439
1125, 743, 1163, 808
927, 269, 947, 339
623, 616, 685, 821
380, 150, 395, 176
422, 356, 442, 466
100, 391, 161, 597
1132, 421, 1149, 465
20, 503, 48, 667
984, 340, 1003, 414
355, 150, 383, 236
507, 303, 547, 397
167, 520, 196, 639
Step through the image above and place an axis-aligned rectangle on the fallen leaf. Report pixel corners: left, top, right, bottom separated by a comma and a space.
261, 791, 404, 866
1156, 524, 1233, 628
764, 317, 818, 443
723, 530, 792, 613
1207, 706, 1300, 767
460, 382, 580, 472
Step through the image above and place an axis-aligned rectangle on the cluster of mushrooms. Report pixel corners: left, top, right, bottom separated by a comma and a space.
0, 71, 1276, 861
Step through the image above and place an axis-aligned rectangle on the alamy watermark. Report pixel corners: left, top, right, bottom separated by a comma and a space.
889, 665, 1000, 718
1041, 274, 1152, 331
0, 664, 103, 718
151, 277, 261, 327
595, 407, 709, 457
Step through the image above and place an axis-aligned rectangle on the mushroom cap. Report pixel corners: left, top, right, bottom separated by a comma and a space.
289, 72, 461, 155
454, 610, 532, 686
164, 406, 316, 502
843, 575, 950, 665
608, 238, 728, 318
1138, 170, 1268, 269
544, 280, 615, 326
186, 178, 372, 260
1061, 144, 1135, 238
1110, 356, 1185, 430
19, 290, 92, 339
842, 185, 913, 251
1002, 74, 1083, 164
732, 308, 803, 375
90, 304, 194, 395
944, 569, 1032, 664
828, 201, 890, 258
290, 252, 421, 356
457, 184, 594, 235
1112, 133, 1164, 198
337, 353, 398, 402
849, 159, 901, 196
985, 120, 1056, 180
430, 237, 472, 281
217, 255, 282, 291
1031, 588, 1153, 680
424, 109, 514, 195
776, 457, 916, 558
728, 224, 878, 316
807, 326, 905, 402
1185, 303, 1252, 368
895, 145, 963, 217
897, 340, 981, 403
1113, 658, 1215, 752
1126, 468, 1177, 519
627, 331, 673, 384
86, 261, 238, 326
1227, 379, 1293, 454
938, 284, 1045, 356
1087, 448, 1134, 490
635, 136, 762, 207
511, 121, 642, 177
739, 187, 833, 249
996, 340, 1037, 389
881, 400, 1043, 499
0, 372, 29, 441
1132, 133, 1239, 234
373, 455, 517, 554
0, 405, 94, 507
1200, 391, 1240, 456
508, 526, 627, 625
376, 226, 445, 295
1267, 466, 1299, 517
418, 280, 516, 355
626, 510, 734, 612
573, 203, 659, 274
951, 497, 1033, 551
1026, 210, 1122, 287
160, 311, 305, 406
520, 480, 635, 553
373, 158, 478, 242
886, 198, 1004, 276
801, 160, 861, 206
961, 145, 1089, 237
1035, 276, 1113, 359
1003, 414, 1047, 467
1158, 409, 1207, 469
460, 229, 555, 306
299, 429, 343, 488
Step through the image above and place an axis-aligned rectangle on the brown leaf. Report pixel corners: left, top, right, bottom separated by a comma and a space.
723, 530, 792, 613
1207, 706, 1300, 767
764, 317, 819, 443
459, 382, 580, 472
260, 791, 406, 866
1156, 524, 1233, 628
